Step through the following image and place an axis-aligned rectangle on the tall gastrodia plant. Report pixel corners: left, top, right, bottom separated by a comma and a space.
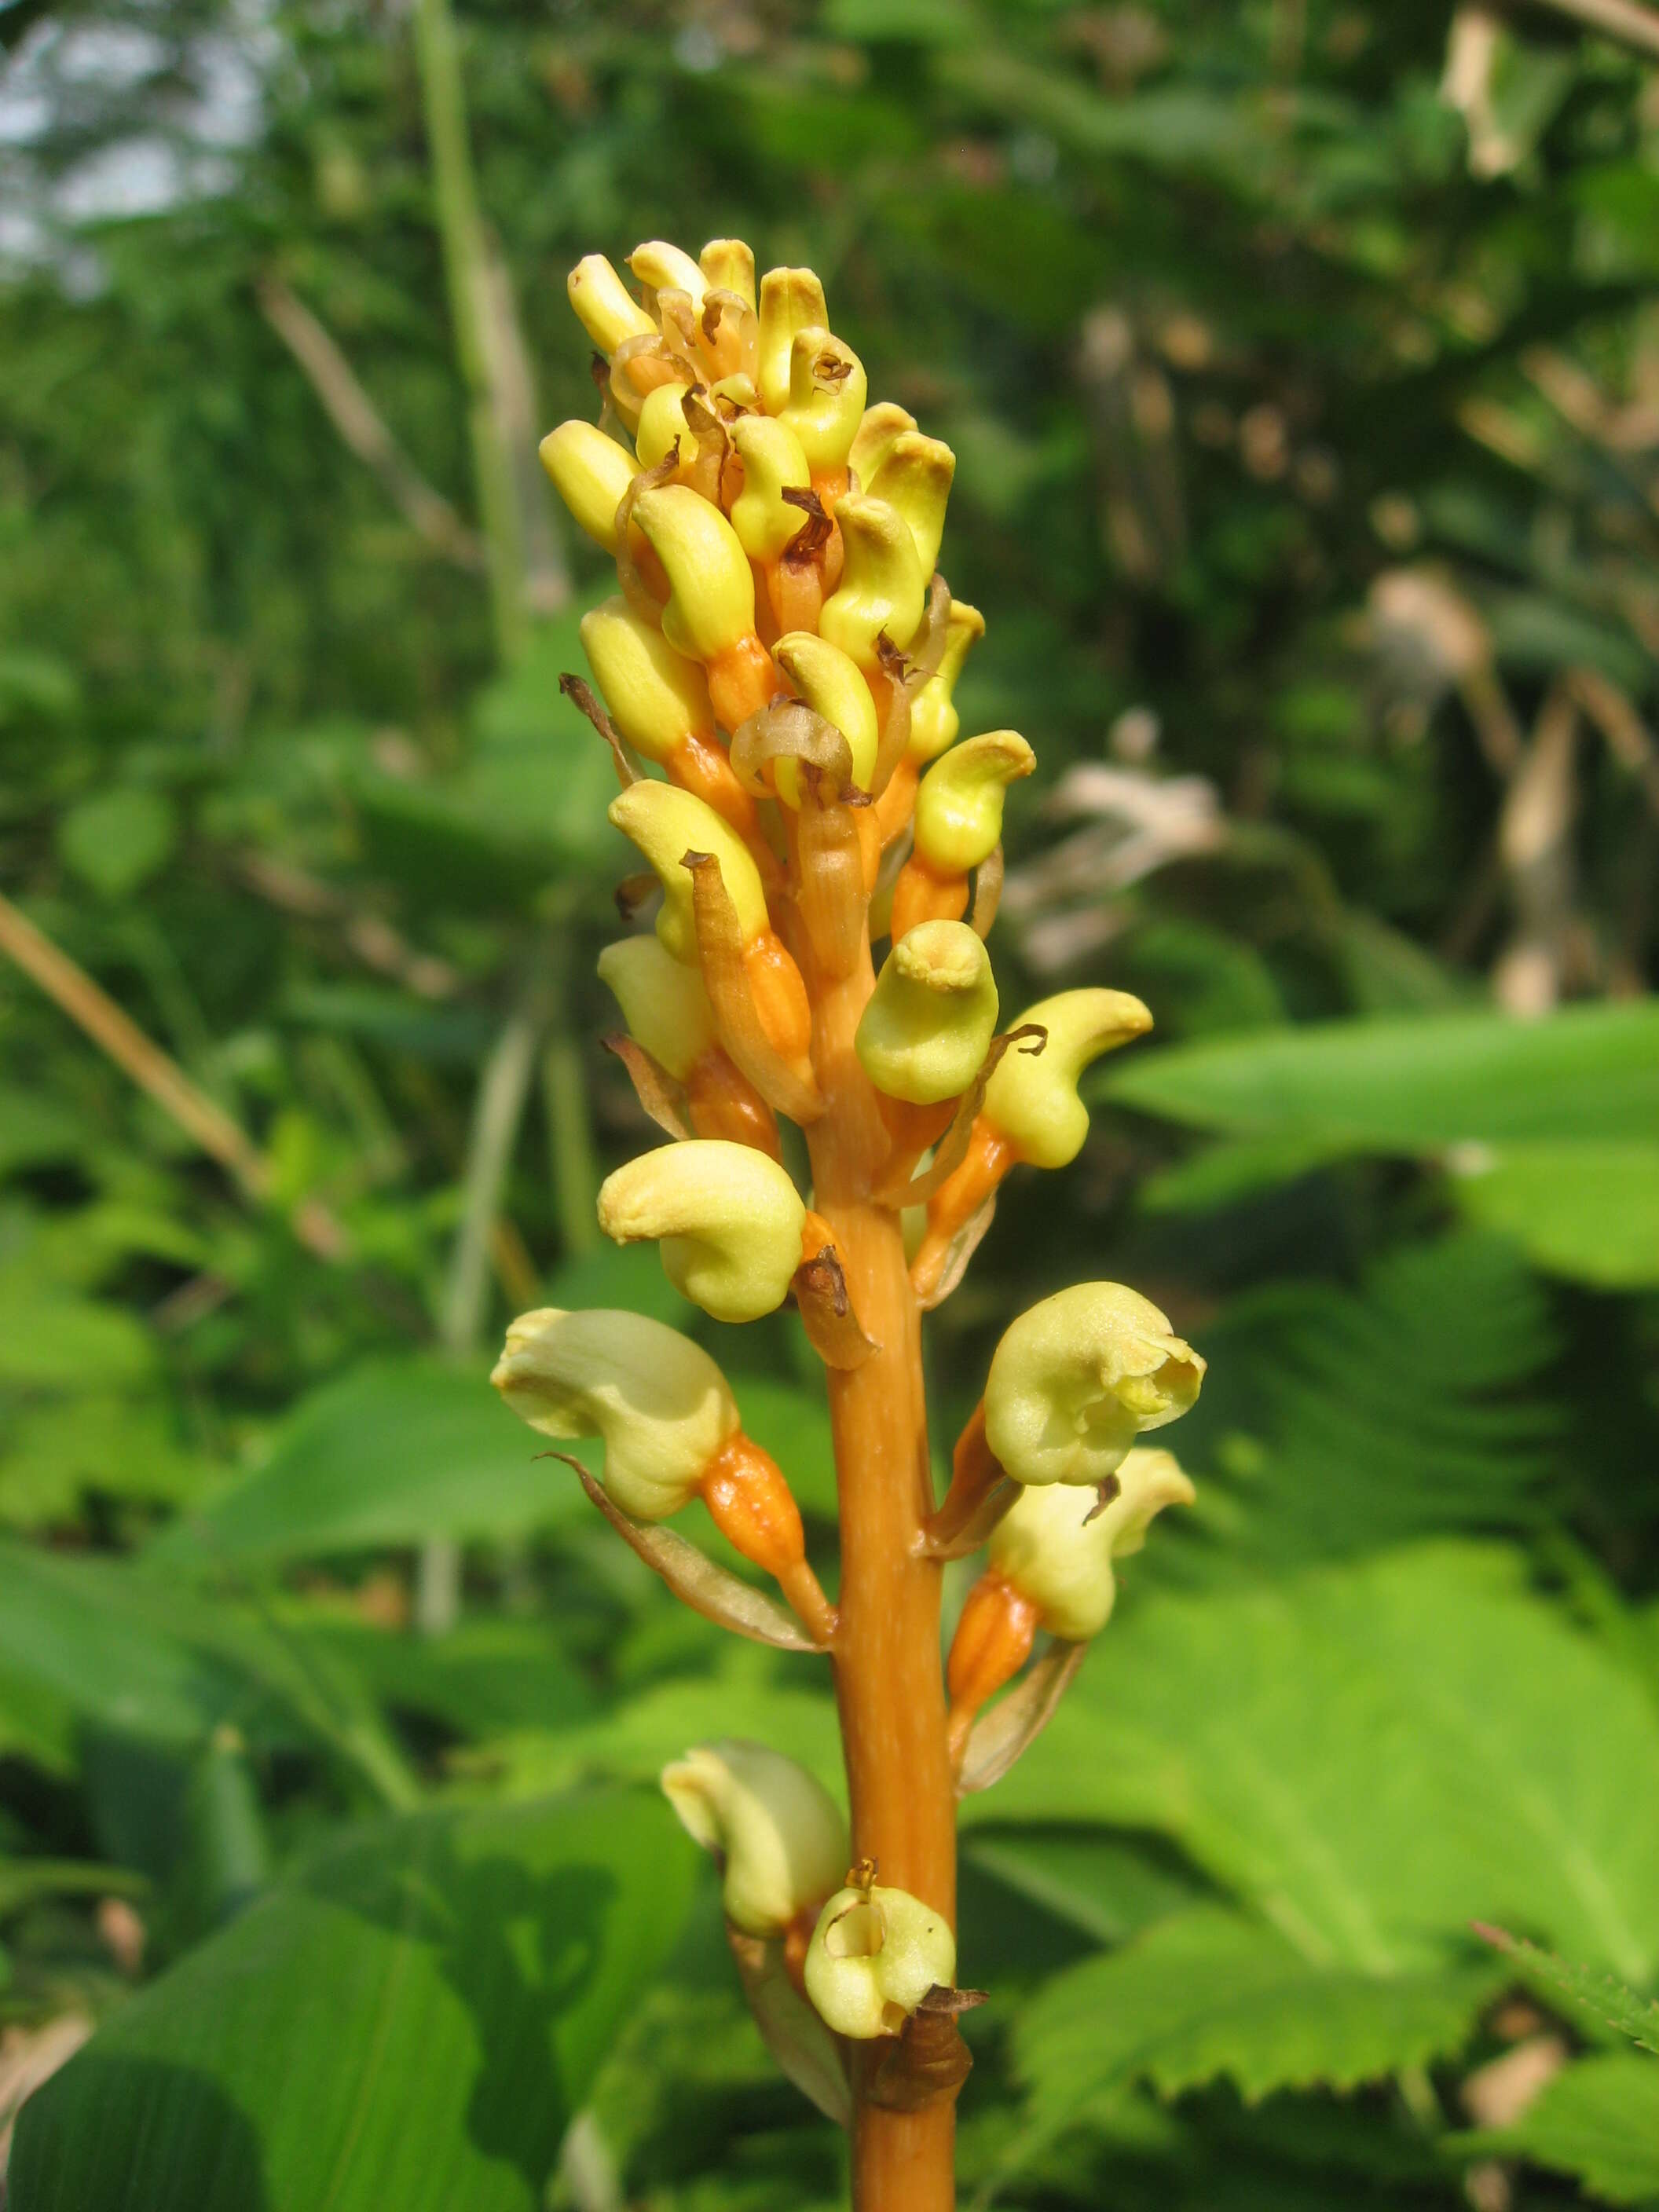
496, 238, 1205, 2211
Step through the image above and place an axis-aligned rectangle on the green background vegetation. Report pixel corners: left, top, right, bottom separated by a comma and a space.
2, 1, 1659, 2205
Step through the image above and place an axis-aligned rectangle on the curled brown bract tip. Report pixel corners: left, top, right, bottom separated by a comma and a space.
780, 485, 833, 565
560, 672, 639, 787
794, 1244, 881, 1370
730, 698, 854, 800
602, 1031, 694, 1142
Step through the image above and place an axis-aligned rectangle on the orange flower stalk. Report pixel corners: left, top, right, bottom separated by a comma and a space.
497, 239, 1207, 2212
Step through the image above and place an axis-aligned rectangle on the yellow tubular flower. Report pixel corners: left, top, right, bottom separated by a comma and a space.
819, 493, 927, 669
608, 781, 770, 962
779, 331, 868, 485
981, 988, 1153, 1169
771, 632, 880, 801
490, 1306, 738, 1521
581, 597, 712, 764
662, 1741, 848, 1938
855, 921, 998, 1104
635, 381, 698, 472
913, 731, 1035, 877
848, 401, 918, 492
909, 988, 1153, 1304
597, 935, 717, 1082
568, 254, 656, 353
804, 1884, 957, 2040
700, 237, 757, 308
756, 266, 830, 414
987, 1448, 1195, 1641
628, 485, 775, 730
730, 416, 813, 562
629, 239, 708, 308
866, 431, 955, 583
538, 421, 638, 552
983, 1283, 1205, 1490
598, 1140, 807, 1322
909, 600, 985, 763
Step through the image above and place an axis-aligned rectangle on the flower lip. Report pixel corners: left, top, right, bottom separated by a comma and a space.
983, 1282, 1205, 1489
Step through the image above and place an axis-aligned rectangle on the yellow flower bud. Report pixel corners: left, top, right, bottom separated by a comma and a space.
804, 1883, 957, 2040
597, 1140, 807, 1323
580, 595, 713, 764
909, 600, 984, 763
597, 935, 716, 1082
855, 922, 998, 1104
982, 988, 1152, 1169
635, 380, 698, 473
661, 1740, 848, 1938
629, 484, 757, 665
987, 1448, 1195, 1640
756, 266, 829, 414
778, 331, 868, 476
538, 421, 637, 553
730, 416, 812, 562
913, 731, 1035, 877
490, 1306, 737, 1521
983, 1283, 1205, 1490
609, 781, 770, 963
819, 493, 927, 667
771, 632, 880, 800
628, 238, 707, 309
866, 431, 955, 582
700, 237, 756, 309
848, 401, 917, 492
567, 254, 656, 353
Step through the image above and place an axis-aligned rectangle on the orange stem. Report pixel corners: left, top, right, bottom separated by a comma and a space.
801, 924, 958, 2212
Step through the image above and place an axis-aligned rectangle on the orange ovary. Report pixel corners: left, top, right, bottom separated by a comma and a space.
945, 1570, 1038, 1765
889, 855, 969, 943
707, 633, 778, 734
910, 1117, 1017, 1305
700, 1430, 836, 1646
743, 928, 813, 1064
685, 1045, 783, 1159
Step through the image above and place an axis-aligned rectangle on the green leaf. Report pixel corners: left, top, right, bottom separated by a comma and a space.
151, 1356, 587, 1569
1099, 1002, 1659, 1149
56, 788, 178, 899
963, 1829, 1208, 1946
9, 1788, 694, 2212
1449, 1141, 1659, 1288
1467, 2053, 1659, 2205
976, 1545, 1659, 1984
988, 1906, 1496, 2200
1474, 1925, 1659, 2056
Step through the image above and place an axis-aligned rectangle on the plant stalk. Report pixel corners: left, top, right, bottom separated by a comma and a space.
804, 944, 958, 2212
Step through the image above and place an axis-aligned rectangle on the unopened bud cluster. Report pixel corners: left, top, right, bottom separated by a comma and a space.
490, 238, 1207, 2097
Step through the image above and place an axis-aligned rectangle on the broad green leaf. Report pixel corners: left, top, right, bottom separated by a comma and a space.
0, 1276, 155, 1389
987, 1905, 1496, 2200
1449, 1141, 1659, 1288
976, 1546, 1659, 1983
9, 1788, 694, 2212
962, 1829, 1208, 1946
0, 1859, 147, 1915
298, 1615, 597, 1739
151, 1356, 586, 1569
1099, 1002, 1659, 1148
0, 1542, 245, 1749
1466, 2053, 1659, 2205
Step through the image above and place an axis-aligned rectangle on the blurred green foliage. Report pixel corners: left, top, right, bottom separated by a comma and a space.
2, 1, 1658, 2207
